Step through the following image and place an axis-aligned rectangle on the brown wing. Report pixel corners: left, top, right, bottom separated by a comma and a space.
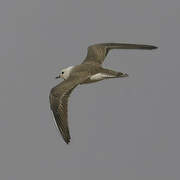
49, 75, 88, 144
82, 43, 157, 66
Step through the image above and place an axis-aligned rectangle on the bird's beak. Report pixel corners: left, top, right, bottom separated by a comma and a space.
55, 74, 61, 79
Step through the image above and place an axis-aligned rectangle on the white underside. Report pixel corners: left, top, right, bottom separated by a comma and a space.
90, 73, 115, 80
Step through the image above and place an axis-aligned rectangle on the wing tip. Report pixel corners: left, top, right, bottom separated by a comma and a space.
148, 45, 158, 50
64, 137, 71, 144
130, 44, 158, 50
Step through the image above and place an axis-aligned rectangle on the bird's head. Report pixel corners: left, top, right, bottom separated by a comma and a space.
55, 66, 74, 80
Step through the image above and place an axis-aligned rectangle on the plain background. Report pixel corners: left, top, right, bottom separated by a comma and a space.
0, 0, 179, 180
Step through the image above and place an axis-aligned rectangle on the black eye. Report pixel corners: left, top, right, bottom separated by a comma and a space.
62, 72, 64, 74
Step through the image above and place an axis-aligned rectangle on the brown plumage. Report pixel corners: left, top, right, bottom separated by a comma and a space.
49, 43, 158, 144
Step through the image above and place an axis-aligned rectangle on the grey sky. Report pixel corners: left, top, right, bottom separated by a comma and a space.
0, 0, 180, 180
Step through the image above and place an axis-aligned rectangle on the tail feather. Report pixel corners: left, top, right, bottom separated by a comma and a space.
101, 68, 128, 78
117, 72, 129, 77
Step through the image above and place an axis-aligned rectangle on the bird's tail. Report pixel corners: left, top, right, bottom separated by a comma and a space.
100, 68, 128, 78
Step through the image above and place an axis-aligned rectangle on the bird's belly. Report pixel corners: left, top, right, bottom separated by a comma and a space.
81, 73, 116, 84
90, 73, 115, 80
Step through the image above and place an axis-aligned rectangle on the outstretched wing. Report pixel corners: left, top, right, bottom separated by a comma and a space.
82, 43, 157, 66
49, 75, 88, 144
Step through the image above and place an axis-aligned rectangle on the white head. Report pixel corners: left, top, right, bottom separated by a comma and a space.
56, 66, 74, 80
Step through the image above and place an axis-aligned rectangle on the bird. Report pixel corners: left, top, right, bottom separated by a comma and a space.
49, 43, 158, 144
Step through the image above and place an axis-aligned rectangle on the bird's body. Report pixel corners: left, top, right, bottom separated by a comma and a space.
66, 64, 128, 84
49, 43, 158, 144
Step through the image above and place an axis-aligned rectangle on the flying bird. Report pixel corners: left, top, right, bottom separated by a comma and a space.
49, 43, 158, 144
